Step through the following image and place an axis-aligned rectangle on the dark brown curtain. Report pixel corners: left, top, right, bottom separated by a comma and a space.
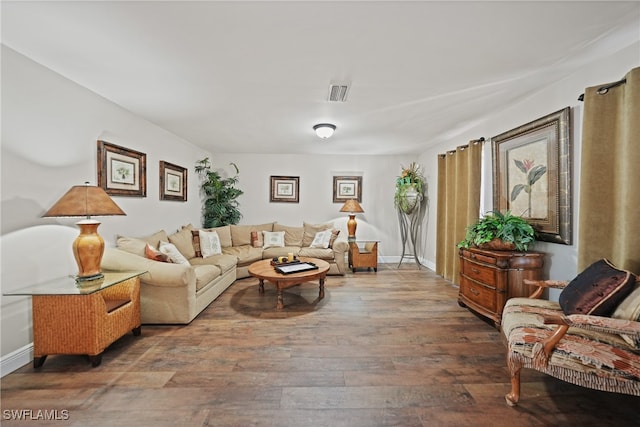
578, 67, 640, 273
435, 140, 483, 283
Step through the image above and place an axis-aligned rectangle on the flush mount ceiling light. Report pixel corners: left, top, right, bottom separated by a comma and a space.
313, 123, 336, 139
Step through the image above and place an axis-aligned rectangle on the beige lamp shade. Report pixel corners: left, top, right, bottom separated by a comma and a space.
43, 184, 126, 218
339, 199, 364, 214
339, 199, 364, 240
43, 183, 126, 281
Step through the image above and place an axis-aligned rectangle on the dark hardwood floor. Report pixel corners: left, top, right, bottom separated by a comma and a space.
2, 264, 639, 426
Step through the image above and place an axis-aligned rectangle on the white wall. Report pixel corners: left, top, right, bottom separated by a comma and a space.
211, 153, 414, 260
419, 43, 640, 293
0, 46, 212, 367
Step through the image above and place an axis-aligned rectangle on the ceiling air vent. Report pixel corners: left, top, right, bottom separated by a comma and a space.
328, 84, 349, 102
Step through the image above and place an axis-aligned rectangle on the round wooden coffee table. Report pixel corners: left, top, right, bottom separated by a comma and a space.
248, 257, 330, 309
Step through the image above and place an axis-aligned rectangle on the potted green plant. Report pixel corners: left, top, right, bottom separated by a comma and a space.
195, 158, 244, 227
457, 210, 536, 252
394, 162, 426, 214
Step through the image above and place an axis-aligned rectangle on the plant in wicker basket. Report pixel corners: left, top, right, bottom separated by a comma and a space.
457, 210, 536, 252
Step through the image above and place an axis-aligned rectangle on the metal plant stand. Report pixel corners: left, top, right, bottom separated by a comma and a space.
397, 198, 424, 268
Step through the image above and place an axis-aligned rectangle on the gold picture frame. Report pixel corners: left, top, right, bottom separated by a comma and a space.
270, 176, 299, 203
492, 107, 572, 245
97, 140, 146, 197
159, 161, 187, 202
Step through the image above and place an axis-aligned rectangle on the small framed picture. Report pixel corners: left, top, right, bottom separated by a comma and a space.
270, 176, 299, 203
97, 140, 146, 197
333, 176, 362, 203
159, 161, 187, 201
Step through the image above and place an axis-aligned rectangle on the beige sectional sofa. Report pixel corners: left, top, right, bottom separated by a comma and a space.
101, 221, 348, 324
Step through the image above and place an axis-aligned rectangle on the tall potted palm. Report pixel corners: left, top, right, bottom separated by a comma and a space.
195, 158, 243, 227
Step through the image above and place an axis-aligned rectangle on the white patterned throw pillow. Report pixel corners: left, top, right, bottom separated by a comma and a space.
262, 231, 285, 248
310, 230, 332, 249
199, 229, 222, 258
159, 241, 190, 265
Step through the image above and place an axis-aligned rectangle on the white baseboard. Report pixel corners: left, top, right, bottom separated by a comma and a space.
1, 343, 32, 377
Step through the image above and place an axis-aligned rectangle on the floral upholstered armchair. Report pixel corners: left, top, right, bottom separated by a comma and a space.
501, 259, 640, 406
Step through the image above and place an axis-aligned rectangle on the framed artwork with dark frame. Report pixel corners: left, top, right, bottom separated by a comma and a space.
270, 176, 299, 203
492, 107, 572, 245
97, 140, 147, 197
333, 176, 362, 203
159, 161, 187, 202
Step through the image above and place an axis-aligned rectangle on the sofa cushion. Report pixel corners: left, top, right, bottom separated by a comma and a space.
302, 221, 334, 247
144, 243, 169, 262
116, 230, 169, 256
159, 241, 190, 265
193, 264, 221, 291
298, 247, 334, 260
559, 258, 636, 316
230, 223, 274, 246
262, 231, 285, 248
273, 223, 304, 246
199, 229, 222, 258
189, 253, 237, 274
222, 245, 263, 265
168, 226, 197, 259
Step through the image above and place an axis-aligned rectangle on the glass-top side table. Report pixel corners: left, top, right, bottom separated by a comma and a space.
3, 270, 146, 296
3, 271, 146, 368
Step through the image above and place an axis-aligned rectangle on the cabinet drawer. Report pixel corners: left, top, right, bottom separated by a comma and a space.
460, 276, 497, 312
461, 258, 495, 285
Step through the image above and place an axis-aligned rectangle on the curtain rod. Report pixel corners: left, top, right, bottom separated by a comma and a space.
578, 78, 627, 101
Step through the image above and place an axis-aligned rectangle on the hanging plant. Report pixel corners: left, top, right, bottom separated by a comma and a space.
195, 158, 244, 228
394, 162, 426, 213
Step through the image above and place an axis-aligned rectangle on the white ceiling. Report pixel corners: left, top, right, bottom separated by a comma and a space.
2, 1, 639, 155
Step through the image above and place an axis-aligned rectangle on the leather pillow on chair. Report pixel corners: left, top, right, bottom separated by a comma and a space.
559, 258, 636, 316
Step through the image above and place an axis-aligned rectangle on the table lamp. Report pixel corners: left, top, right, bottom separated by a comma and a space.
339, 199, 364, 241
43, 182, 126, 281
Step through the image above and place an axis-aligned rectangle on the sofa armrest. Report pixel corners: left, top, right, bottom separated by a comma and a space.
102, 248, 194, 288
331, 236, 349, 254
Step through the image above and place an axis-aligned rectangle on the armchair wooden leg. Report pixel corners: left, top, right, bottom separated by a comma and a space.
505, 354, 522, 406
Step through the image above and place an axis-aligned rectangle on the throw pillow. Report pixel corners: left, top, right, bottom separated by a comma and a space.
262, 231, 285, 249
612, 283, 640, 349
144, 243, 169, 262
310, 230, 332, 249
159, 241, 190, 265
191, 230, 203, 257
302, 222, 334, 247
559, 258, 636, 316
328, 229, 341, 248
251, 231, 264, 248
199, 229, 222, 258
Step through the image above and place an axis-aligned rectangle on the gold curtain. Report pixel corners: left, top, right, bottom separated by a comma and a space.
578, 67, 640, 273
435, 140, 483, 283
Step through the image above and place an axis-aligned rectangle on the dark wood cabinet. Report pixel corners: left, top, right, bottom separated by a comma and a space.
458, 247, 544, 327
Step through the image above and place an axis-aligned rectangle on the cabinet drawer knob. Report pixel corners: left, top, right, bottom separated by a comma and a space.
470, 288, 480, 296
471, 267, 480, 274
